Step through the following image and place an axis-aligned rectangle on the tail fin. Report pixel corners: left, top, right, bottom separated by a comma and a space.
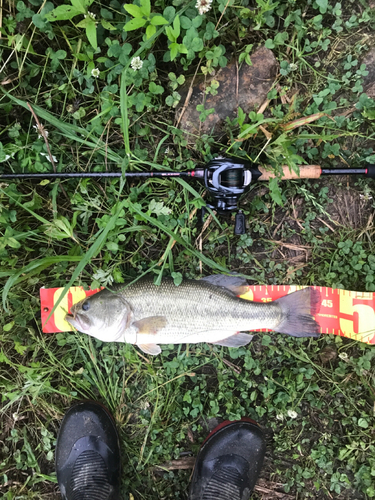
274, 288, 321, 337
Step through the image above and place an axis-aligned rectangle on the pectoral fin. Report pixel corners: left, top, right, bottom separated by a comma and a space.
212, 332, 253, 347
138, 343, 162, 355
201, 274, 248, 296
133, 316, 167, 334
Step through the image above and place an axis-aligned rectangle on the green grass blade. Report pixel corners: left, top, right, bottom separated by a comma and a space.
175, 177, 224, 230
1, 90, 123, 164
127, 200, 256, 279
120, 70, 131, 157
2, 256, 82, 312
45, 200, 128, 321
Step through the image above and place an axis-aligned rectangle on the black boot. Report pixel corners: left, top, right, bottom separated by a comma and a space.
55, 401, 121, 500
188, 418, 265, 500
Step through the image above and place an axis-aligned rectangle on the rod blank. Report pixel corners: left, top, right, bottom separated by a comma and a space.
0, 171, 195, 180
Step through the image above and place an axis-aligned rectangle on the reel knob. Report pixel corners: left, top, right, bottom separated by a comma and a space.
234, 211, 246, 235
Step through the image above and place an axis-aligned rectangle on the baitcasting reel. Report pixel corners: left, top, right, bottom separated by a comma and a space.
194, 158, 260, 235
193, 158, 375, 235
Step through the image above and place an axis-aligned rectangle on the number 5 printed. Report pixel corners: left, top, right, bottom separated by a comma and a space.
339, 292, 375, 343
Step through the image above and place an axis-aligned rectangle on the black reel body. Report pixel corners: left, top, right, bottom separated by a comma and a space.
195, 158, 260, 234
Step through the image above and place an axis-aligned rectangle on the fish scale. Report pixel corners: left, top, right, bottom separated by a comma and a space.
119, 278, 283, 342
66, 275, 320, 355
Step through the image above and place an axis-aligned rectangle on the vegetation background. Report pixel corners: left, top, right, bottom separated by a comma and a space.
0, 0, 375, 498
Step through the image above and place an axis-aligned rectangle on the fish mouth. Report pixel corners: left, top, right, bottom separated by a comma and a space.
65, 312, 89, 332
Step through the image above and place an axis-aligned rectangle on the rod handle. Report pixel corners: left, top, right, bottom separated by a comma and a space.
365, 164, 375, 179
258, 165, 322, 180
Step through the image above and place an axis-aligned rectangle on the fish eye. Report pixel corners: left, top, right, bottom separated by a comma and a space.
82, 301, 90, 312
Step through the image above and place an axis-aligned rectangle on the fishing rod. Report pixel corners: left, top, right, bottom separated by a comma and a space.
1, 159, 375, 234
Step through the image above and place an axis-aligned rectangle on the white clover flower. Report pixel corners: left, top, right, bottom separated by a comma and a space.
196, 0, 213, 15
289, 63, 298, 71
40, 152, 58, 163
276, 413, 284, 421
287, 410, 298, 419
33, 124, 48, 139
360, 193, 373, 200
339, 352, 348, 360
91, 67, 100, 78
131, 56, 143, 71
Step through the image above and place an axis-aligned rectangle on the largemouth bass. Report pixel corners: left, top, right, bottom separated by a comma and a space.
65, 275, 320, 355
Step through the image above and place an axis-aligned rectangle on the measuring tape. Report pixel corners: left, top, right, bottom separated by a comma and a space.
40, 285, 375, 344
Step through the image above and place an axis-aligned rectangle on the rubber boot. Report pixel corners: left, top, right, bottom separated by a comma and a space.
188, 418, 266, 500
55, 401, 121, 500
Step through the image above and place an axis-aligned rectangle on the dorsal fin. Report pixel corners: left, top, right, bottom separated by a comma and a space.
200, 274, 248, 295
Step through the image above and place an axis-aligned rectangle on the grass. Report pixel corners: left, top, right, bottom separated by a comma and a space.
1, 0, 375, 499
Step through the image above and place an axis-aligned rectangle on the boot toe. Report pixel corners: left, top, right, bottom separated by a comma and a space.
55, 401, 121, 500
189, 420, 266, 500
